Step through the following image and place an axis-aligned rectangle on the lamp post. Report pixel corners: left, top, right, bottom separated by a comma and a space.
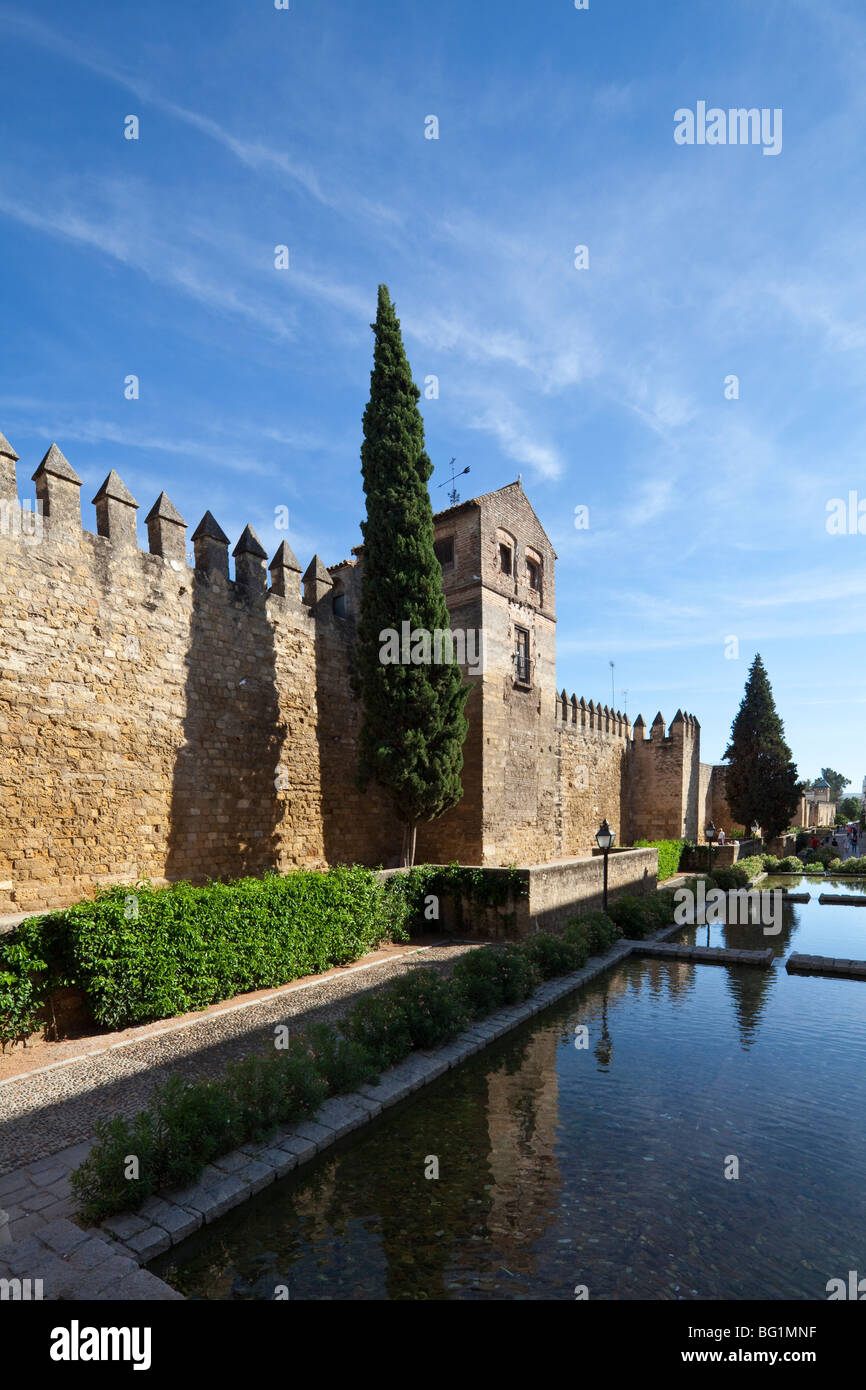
705, 821, 716, 876
596, 818, 616, 913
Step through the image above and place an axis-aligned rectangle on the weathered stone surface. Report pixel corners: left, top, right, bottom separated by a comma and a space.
166, 1175, 247, 1223
124, 1224, 172, 1260
287, 1121, 336, 1150
101, 1211, 151, 1241
0, 467, 726, 916
111, 1268, 185, 1300
314, 1098, 368, 1139
34, 1218, 90, 1257
137, 1197, 202, 1241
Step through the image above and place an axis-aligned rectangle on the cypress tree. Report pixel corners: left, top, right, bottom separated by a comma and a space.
355, 285, 469, 866
722, 654, 801, 838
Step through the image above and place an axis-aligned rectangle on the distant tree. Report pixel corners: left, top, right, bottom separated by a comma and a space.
820, 768, 850, 802
354, 285, 469, 867
723, 654, 801, 839
839, 796, 861, 821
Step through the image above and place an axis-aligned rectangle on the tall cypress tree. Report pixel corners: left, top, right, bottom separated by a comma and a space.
722, 654, 801, 838
355, 285, 469, 866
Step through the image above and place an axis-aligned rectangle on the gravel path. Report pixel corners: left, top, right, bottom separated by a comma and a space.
0, 941, 478, 1176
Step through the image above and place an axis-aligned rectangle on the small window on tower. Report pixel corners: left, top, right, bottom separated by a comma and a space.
527, 559, 540, 592
434, 537, 455, 571
499, 543, 512, 575
514, 627, 531, 685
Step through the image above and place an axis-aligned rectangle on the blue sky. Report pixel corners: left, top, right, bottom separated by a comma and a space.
1, 0, 864, 789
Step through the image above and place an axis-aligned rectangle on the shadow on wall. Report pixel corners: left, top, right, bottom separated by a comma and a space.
165, 563, 286, 884
314, 601, 405, 870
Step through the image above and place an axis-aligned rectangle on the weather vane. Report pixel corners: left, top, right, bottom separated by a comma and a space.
436, 456, 470, 508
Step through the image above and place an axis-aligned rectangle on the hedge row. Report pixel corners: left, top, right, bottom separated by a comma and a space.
0, 864, 534, 1048
0, 869, 410, 1045
632, 838, 686, 882
71, 918, 624, 1223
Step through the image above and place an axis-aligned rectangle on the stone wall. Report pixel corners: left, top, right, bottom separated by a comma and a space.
0, 437, 730, 913
0, 443, 403, 913
388, 848, 658, 940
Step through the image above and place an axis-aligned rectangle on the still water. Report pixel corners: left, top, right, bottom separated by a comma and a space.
153, 898, 866, 1300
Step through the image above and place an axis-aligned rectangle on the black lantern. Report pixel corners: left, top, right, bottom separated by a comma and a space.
705, 821, 716, 874
596, 819, 616, 911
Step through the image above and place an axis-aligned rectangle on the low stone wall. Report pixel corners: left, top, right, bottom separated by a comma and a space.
383, 848, 658, 939
681, 838, 761, 871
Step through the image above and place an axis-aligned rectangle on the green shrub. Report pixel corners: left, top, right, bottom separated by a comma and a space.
0, 928, 51, 1050
837, 855, 866, 875
777, 856, 804, 873
70, 1047, 328, 1224
632, 838, 685, 882
712, 865, 749, 891
607, 895, 659, 939
805, 862, 825, 875
304, 1024, 379, 1094
736, 855, 764, 882
762, 854, 780, 871
523, 932, 581, 979
10, 867, 408, 1033
344, 989, 414, 1070
451, 944, 539, 1018
385, 972, 470, 1050
563, 910, 621, 957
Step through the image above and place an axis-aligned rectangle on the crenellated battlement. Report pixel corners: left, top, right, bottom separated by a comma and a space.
0, 435, 335, 616
556, 691, 632, 740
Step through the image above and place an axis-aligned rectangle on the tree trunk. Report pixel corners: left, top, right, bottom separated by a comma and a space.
401, 821, 417, 868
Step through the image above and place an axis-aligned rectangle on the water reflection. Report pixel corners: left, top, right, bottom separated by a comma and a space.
154, 936, 866, 1301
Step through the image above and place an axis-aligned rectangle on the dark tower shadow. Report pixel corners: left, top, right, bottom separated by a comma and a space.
165, 564, 285, 884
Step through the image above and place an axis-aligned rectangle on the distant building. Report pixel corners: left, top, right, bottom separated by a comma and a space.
799, 776, 836, 828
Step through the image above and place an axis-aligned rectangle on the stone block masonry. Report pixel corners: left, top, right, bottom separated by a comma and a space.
0, 436, 731, 910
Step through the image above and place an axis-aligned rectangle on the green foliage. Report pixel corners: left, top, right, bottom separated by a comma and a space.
8, 868, 405, 1033
523, 932, 581, 979
777, 856, 804, 873
836, 855, 866, 875
344, 989, 414, 1070
0, 926, 50, 1049
606, 893, 676, 939
562, 910, 622, 959
761, 854, 780, 871
386, 971, 470, 1049
723, 654, 801, 839
299, 1024, 379, 1097
839, 796, 862, 821
72, 922, 639, 1224
354, 285, 469, 855
388, 862, 528, 935
632, 838, 685, 881
450, 944, 539, 1018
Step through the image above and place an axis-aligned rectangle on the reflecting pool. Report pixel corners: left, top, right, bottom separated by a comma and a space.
152, 924, 866, 1300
